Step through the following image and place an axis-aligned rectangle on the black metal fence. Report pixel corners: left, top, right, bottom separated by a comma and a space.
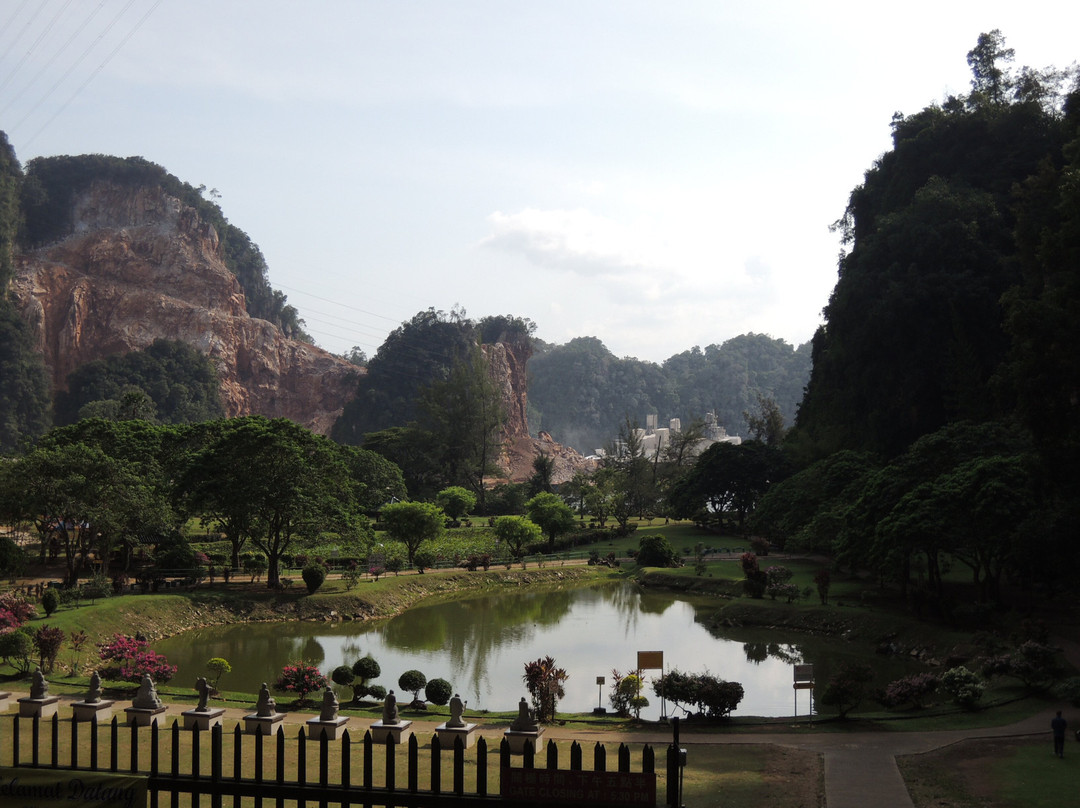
0, 712, 680, 807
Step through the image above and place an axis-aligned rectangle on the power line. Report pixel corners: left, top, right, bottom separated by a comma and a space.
0, 0, 108, 118
0, 0, 76, 97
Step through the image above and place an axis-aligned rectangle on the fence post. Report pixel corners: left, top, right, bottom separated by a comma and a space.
211, 724, 222, 808
111, 717, 119, 772
91, 716, 99, 771
546, 739, 558, 770
275, 727, 285, 808
618, 743, 630, 773
476, 736, 488, 797
70, 712, 78, 769
385, 734, 396, 795
643, 744, 655, 774
570, 741, 582, 771
593, 741, 606, 772
150, 721, 160, 808
523, 739, 534, 769
50, 712, 59, 768
341, 729, 351, 791
453, 735, 465, 796
31, 714, 39, 766
363, 731, 373, 793
427, 733, 438, 794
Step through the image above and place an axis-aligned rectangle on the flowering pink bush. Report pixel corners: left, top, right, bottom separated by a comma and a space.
0, 593, 36, 628
879, 672, 940, 709
273, 661, 328, 705
98, 634, 177, 682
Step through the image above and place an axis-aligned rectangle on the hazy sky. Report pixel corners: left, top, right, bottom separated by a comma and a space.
2, 2, 1076, 363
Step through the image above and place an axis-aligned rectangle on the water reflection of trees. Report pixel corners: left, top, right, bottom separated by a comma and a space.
743, 642, 803, 665
377, 589, 577, 703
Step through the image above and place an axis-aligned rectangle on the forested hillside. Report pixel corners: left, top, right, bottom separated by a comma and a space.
757, 32, 1080, 602
528, 334, 810, 454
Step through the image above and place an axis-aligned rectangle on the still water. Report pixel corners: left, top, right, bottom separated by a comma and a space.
156, 582, 911, 719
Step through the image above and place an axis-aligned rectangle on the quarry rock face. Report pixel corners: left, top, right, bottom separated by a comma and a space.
11, 179, 595, 478
12, 181, 362, 434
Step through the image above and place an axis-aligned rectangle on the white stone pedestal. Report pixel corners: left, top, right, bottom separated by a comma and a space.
306, 716, 350, 740
436, 723, 478, 749
125, 706, 167, 727
183, 708, 226, 730
244, 712, 286, 735
72, 700, 115, 723
504, 728, 544, 755
370, 720, 412, 745
18, 695, 59, 719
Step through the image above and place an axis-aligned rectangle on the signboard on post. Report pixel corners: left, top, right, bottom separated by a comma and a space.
636, 651, 663, 670
792, 664, 815, 722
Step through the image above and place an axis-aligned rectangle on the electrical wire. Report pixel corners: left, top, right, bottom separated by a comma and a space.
22, 0, 164, 148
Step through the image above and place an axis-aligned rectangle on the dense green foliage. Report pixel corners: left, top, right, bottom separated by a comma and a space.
0, 133, 51, 453
18, 154, 306, 337
0, 416, 398, 587
55, 339, 224, 425
528, 333, 810, 454
765, 33, 1080, 604
792, 33, 1078, 461
335, 310, 530, 504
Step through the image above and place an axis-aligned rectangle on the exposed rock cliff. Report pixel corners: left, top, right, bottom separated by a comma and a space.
12, 181, 362, 433
484, 340, 596, 483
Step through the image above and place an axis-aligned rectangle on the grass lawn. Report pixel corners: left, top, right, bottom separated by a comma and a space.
900, 736, 1080, 808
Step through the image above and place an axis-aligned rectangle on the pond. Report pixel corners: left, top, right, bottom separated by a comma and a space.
156, 581, 923, 719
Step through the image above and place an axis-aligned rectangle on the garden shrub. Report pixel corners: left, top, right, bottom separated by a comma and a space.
941, 666, 984, 708
424, 678, 453, 706
33, 626, 64, 673
819, 662, 873, 718
879, 672, 939, 709
40, 589, 59, 617
97, 634, 177, 682
301, 563, 327, 594
273, 661, 328, 705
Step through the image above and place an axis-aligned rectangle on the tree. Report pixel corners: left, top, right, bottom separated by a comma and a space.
380, 501, 445, 565
819, 662, 873, 719
525, 493, 575, 551
180, 417, 355, 588
492, 515, 542, 561
417, 344, 506, 511
967, 29, 1015, 106
527, 454, 555, 496
436, 487, 476, 522
743, 394, 786, 446
398, 669, 427, 703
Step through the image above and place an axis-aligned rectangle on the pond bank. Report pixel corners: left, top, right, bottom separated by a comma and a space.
74, 566, 613, 646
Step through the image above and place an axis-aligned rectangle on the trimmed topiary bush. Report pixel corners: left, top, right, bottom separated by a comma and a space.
424, 677, 453, 706
301, 563, 327, 594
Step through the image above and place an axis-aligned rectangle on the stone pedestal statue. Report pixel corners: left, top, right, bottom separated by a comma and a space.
306, 686, 350, 740
72, 671, 115, 723
370, 689, 412, 745
504, 696, 544, 754
244, 683, 286, 735
125, 674, 167, 726
18, 668, 60, 719
183, 675, 225, 730
436, 692, 478, 749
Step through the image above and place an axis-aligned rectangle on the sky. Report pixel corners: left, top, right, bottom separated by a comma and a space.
1, 2, 1077, 364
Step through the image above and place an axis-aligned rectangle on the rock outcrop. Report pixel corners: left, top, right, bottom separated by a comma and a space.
484, 338, 596, 483
12, 181, 362, 433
